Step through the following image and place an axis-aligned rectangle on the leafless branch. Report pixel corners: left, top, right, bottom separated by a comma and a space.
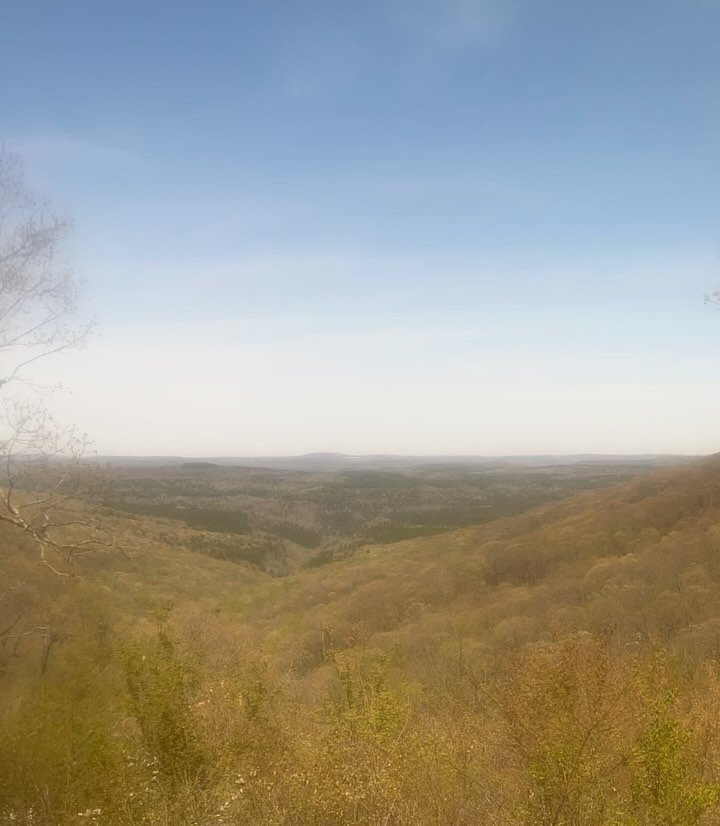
0, 147, 112, 576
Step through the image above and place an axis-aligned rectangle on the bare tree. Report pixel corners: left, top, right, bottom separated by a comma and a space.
0, 147, 113, 579
0, 149, 90, 388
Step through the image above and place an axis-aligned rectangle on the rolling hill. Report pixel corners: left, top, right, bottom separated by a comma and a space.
4, 455, 720, 823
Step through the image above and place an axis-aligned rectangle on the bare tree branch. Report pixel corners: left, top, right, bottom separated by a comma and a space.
0, 146, 111, 578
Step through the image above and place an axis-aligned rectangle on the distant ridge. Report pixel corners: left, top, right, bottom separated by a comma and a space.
94, 452, 698, 471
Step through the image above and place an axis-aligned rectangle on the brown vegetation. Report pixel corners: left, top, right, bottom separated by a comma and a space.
4, 457, 720, 822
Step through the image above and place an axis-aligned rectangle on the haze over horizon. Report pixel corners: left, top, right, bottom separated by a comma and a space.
3, 0, 720, 455
94, 450, 699, 461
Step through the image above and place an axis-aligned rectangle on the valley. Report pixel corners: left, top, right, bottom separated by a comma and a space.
98, 455, 682, 574
3, 454, 720, 823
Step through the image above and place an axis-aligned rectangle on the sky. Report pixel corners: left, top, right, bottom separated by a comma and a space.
2, 0, 720, 456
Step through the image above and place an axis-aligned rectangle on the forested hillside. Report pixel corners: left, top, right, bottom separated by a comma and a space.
4, 457, 720, 823
99, 460, 651, 574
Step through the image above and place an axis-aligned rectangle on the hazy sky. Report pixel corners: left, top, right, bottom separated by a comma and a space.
3, 0, 720, 456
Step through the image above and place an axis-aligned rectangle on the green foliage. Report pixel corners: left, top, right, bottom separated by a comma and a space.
279, 653, 419, 824
332, 652, 409, 742
109, 500, 250, 534
121, 626, 206, 781
623, 662, 720, 825
264, 521, 322, 549
0, 664, 124, 823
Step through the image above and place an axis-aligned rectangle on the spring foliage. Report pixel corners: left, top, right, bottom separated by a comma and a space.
5, 458, 720, 822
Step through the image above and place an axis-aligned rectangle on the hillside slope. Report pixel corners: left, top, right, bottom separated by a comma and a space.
5, 456, 720, 824
99, 459, 660, 573
245, 454, 720, 672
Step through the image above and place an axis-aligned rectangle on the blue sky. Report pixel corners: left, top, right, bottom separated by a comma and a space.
3, 0, 720, 455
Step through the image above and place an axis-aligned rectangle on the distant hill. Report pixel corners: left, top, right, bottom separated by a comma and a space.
95, 451, 697, 471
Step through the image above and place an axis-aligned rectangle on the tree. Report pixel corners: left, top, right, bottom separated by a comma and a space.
0, 147, 110, 580
0, 149, 88, 390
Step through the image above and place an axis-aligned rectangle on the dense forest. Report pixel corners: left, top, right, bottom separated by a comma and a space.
4, 456, 720, 823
